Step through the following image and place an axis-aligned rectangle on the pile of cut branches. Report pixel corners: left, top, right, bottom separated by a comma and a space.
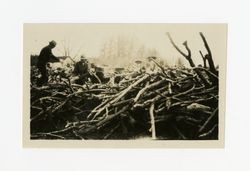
30, 68, 218, 140
30, 32, 219, 140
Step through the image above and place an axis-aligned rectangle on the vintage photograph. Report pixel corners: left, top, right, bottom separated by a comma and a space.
23, 24, 227, 145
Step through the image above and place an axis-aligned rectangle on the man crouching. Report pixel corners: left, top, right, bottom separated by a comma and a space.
71, 55, 90, 85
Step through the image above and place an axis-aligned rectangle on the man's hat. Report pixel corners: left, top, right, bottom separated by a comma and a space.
80, 55, 86, 59
49, 40, 57, 46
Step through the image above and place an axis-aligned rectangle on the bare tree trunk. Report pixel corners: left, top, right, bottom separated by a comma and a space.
199, 50, 207, 68
199, 32, 217, 74
166, 33, 211, 87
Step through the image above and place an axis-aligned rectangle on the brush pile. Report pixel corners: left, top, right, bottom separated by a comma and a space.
30, 32, 219, 140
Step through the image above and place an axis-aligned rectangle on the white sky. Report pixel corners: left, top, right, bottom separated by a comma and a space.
24, 23, 227, 66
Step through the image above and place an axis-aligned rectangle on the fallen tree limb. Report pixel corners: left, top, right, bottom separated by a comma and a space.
90, 74, 150, 120
199, 107, 218, 133
149, 103, 156, 139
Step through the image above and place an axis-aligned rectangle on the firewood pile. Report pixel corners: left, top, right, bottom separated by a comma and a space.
30, 32, 219, 140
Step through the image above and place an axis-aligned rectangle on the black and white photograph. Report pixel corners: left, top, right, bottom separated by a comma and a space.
3, 0, 250, 169
23, 23, 227, 146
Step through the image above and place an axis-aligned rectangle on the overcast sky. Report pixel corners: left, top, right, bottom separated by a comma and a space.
24, 23, 227, 66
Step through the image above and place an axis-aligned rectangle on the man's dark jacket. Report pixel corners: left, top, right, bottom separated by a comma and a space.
37, 45, 59, 66
73, 62, 89, 76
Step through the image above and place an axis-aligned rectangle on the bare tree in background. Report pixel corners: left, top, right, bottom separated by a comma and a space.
99, 37, 141, 66
176, 57, 185, 67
